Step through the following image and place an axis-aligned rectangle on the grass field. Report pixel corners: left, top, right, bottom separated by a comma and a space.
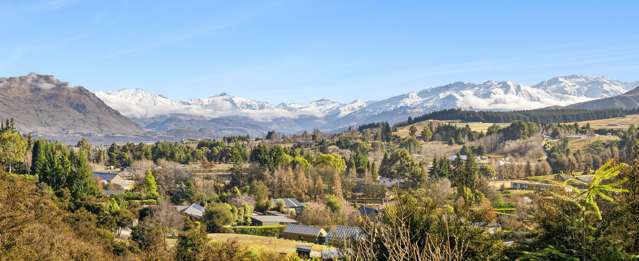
207, 233, 328, 254
574, 114, 639, 130
566, 135, 619, 150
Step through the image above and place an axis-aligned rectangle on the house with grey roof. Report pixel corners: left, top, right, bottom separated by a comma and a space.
326, 225, 363, 246
175, 203, 205, 219
281, 224, 327, 243
251, 214, 298, 226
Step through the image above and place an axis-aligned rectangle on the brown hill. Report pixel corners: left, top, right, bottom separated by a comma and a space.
0, 73, 142, 135
566, 85, 639, 110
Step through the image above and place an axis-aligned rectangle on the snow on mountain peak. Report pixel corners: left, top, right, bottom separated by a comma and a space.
96, 89, 355, 120
94, 75, 637, 131
534, 74, 628, 98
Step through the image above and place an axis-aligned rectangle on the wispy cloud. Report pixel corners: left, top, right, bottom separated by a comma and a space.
101, 2, 280, 60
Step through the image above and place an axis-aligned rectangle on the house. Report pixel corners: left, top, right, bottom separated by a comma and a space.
271, 198, 305, 215
175, 203, 205, 219
110, 174, 135, 191
93, 171, 135, 192
251, 214, 298, 226
281, 224, 327, 243
326, 225, 363, 246
511, 181, 552, 191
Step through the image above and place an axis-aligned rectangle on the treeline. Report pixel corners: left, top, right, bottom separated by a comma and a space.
101, 140, 249, 168
398, 108, 634, 126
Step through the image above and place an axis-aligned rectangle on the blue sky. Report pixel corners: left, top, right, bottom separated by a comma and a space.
1, 1, 638, 103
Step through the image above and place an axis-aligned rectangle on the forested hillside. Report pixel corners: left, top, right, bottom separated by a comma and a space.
2, 114, 639, 260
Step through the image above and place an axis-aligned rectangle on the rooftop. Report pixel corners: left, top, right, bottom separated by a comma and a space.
283, 224, 325, 237
252, 214, 298, 224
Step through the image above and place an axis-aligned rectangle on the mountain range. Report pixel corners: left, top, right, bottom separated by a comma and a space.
1, 73, 637, 142
96, 75, 637, 136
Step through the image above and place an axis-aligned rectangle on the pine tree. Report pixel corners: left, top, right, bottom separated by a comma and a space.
144, 169, 160, 199
30, 140, 45, 175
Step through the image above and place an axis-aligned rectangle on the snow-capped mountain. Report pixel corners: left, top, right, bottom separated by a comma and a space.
95, 75, 635, 136
533, 75, 631, 99
95, 90, 367, 122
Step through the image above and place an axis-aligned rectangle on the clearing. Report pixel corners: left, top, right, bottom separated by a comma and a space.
207, 233, 328, 254
574, 113, 639, 130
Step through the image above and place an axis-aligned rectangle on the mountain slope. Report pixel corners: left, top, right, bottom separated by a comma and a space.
566, 85, 639, 110
0, 74, 142, 135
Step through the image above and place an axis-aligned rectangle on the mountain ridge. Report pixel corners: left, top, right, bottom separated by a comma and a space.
566, 85, 639, 110
0, 73, 143, 137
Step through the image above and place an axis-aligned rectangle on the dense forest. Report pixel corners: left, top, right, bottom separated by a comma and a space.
398, 108, 638, 126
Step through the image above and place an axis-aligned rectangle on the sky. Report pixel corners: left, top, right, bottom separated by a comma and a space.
1, 1, 638, 104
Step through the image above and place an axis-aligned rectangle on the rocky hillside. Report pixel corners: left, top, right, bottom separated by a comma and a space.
0, 73, 142, 136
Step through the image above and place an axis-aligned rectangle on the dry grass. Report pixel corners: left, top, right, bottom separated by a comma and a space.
395, 120, 509, 138
206, 233, 327, 254
566, 135, 619, 151
414, 141, 462, 163
574, 114, 639, 130
450, 122, 509, 132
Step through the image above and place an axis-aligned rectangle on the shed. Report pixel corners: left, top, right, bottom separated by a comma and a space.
281, 224, 327, 243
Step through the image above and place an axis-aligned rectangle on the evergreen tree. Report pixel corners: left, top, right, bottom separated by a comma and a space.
143, 169, 160, 199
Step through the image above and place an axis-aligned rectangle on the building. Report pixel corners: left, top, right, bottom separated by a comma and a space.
271, 198, 305, 215
175, 203, 205, 219
326, 225, 363, 246
93, 171, 135, 192
251, 214, 298, 226
110, 174, 135, 191
281, 224, 327, 243
510, 181, 553, 191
